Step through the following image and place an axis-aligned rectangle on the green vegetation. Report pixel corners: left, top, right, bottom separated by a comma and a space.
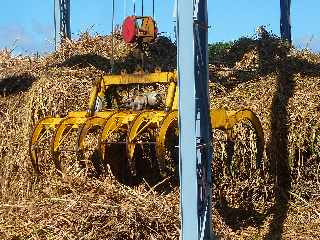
208, 41, 233, 63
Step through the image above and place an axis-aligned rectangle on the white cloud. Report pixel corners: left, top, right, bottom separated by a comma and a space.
0, 23, 54, 55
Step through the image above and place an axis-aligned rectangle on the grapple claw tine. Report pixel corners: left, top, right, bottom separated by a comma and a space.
29, 116, 62, 175
100, 111, 134, 180
51, 117, 87, 174
77, 117, 107, 151
76, 115, 108, 167
127, 111, 156, 176
156, 111, 178, 178
211, 108, 265, 169
127, 111, 167, 179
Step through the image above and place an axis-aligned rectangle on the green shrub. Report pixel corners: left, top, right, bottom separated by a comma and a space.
208, 41, 233, 64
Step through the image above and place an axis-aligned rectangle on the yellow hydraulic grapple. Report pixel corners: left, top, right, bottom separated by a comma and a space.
29, 16, 264, 183
29, 69, 264, 183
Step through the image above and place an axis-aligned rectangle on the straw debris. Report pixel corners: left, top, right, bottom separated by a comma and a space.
0, 32, 319, 239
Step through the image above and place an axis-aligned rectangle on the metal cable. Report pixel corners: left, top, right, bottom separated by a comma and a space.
124, 0, 127, 20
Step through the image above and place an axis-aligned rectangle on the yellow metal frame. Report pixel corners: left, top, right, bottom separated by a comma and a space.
88, 71, 177, 114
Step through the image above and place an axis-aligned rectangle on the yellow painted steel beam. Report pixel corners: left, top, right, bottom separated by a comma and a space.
165, 82, 177, 111
87, 85, 100, 115
102, 71, 176, 86
172, 86, 179, 110
67, 111, 87, 118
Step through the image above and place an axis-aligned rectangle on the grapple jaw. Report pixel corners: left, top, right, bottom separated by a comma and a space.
29, 70, 265, 185
211, 108, 264, 168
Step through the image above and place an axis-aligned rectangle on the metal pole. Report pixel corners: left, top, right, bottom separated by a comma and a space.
194, 1, 214, 238
152, 0, 155, 18
177, 0, 213, 239
142, 0, 144, 16
54, 0, 57, 50
133, 0, 136, 15
177, 0, 198, 235
66, 0, 71, 38
111, 0, 115, 73
280, 0, 292, 44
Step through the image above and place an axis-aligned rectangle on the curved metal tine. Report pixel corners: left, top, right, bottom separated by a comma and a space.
76, 115, 111, 174
29, 116, 62, 175
51, 117, 87, 175
99, 111, 133, 179
77, 116, 108, 155
127, 111, 165, 176
211, 108, 265, 169
99, 111, 135, 144
229, 109, 264, 169
156, 111, 178, 178
127, 111, 155, 175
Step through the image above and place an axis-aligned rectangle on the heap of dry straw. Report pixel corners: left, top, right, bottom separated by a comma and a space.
0, 32, 319, 239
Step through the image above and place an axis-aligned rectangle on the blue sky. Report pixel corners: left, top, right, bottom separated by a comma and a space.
0, 0, 319, 55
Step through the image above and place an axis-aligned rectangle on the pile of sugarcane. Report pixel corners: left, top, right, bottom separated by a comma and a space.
0, 32, 319, 239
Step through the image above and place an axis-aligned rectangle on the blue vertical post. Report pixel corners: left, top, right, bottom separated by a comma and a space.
280, 0, 292, 44
177, 0, 213, 239
177, 0, 198, 237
